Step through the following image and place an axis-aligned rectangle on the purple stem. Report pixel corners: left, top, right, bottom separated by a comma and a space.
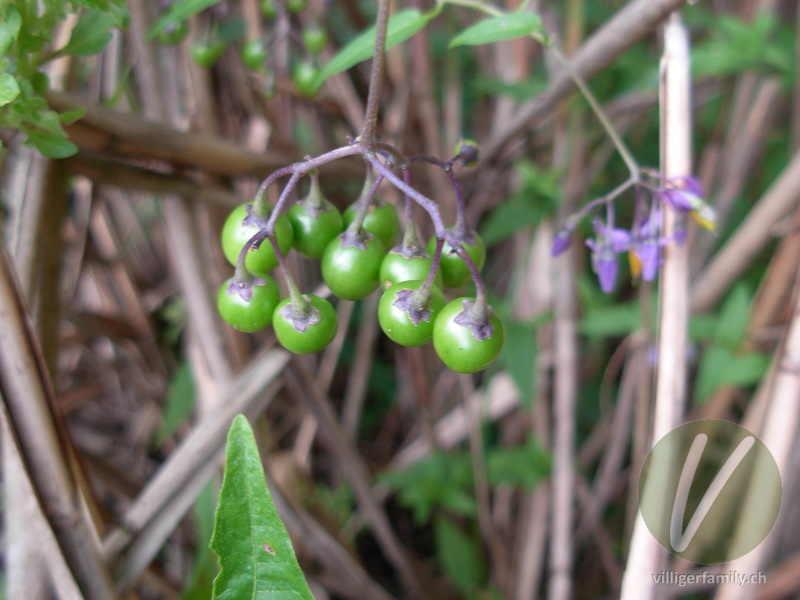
363, 151, 447, 237
269, 234, 308, 311
253, 143, 363, 220
406, 155, 469, 235
453, 242, 488, 307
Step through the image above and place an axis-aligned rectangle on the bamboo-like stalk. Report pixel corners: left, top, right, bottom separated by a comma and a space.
713, 278, 800, 600
0, 247, 119, 600
619, 13, 691, 600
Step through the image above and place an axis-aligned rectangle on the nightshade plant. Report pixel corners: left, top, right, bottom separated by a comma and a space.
216, 0, 509, 374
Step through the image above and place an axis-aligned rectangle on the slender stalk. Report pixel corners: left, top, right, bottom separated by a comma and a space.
547, 46, 640, 180
364, 152, 447, 236
357, 0, 392, 149
253, 144, 362, 219
271, 236, 309, 311
619, 13, 690, 600
347, 172, 385, 235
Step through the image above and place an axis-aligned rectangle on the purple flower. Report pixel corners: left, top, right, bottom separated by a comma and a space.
585, 218, 630, 293
592, 219, 630, 253
636, 239, 660, 281
586, 241, 619, 293
659, 189, 693, 212
658, 175, 704, 213
551, 226, 573, 256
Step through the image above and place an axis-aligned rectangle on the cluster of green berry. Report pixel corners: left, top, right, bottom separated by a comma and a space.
155, 0, 326, 97
217, 144, 505, 374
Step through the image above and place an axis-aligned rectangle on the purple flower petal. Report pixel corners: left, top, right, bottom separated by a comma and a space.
591, 247, 618, 293
551, 227, 573, 256
675, 175, 703, 198
637, 240, 660, 281
592, 219, 631, 253
659, 190, 693, 212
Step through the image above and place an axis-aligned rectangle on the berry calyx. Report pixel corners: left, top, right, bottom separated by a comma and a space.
288, 175, 343, 259
321, 231, 385, 301
378, 280, 445, 347
427, 229, 486, 288
217, 274, 280, 333
273, 294, 338, 354
221, 204, 294, 277
343, 199, 400, 251
433, 297, 505, 373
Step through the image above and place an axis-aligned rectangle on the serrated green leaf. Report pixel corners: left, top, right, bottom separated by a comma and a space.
0, 74, 20, 107
0, 6, 23, 56
149, 0, 223, 40
449, 13, 543, 48
315, 7, 438, 92
25, 131, 78, 158
434, 516, 486, 593
59, 11, 116, 57
211, 415, 314, 600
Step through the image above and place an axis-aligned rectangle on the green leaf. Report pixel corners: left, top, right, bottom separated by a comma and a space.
713, 284, 752, 348
0, 74, 20, 107
149, 0, 222, 39
0, 6, 23, 56
480, 160, 559, 245
449, 12, 543, 48
379, 451, 475, 523
579, 301, 641, 338
693, 346, 770, 404
181, 483, 218, 600
501, 321, 537, 408
211, 415, 314, 600
25, 131, 78, 158
59, 11, 116, 56
155, 361, 196, 445
434, 516, 486, 593
315, 8, 438, 92
59, 107, 87, 125
486, 437, 551, 489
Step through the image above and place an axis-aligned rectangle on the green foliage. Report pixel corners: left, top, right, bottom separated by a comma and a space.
211, 415, 314, 600
314, 7, 440, 93
155, 361, 197, 445
380, 439, 550, 522
480, 160, 560, 246
692, 12, 794, 86
380, 451, 476, 523
579, 301, 641, 338
434, 516, 487, 594
58, 11, 117, 56
501, 320, 538, 408
149, 0, 222, 39
449, 12, 544, 48
693, 285, 769, 404
0, 0, 127, 157
181, 483, 218, 600
486, 436, 550, 488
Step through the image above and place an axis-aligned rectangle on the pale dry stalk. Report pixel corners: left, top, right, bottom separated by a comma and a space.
619, 13, 692, 600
